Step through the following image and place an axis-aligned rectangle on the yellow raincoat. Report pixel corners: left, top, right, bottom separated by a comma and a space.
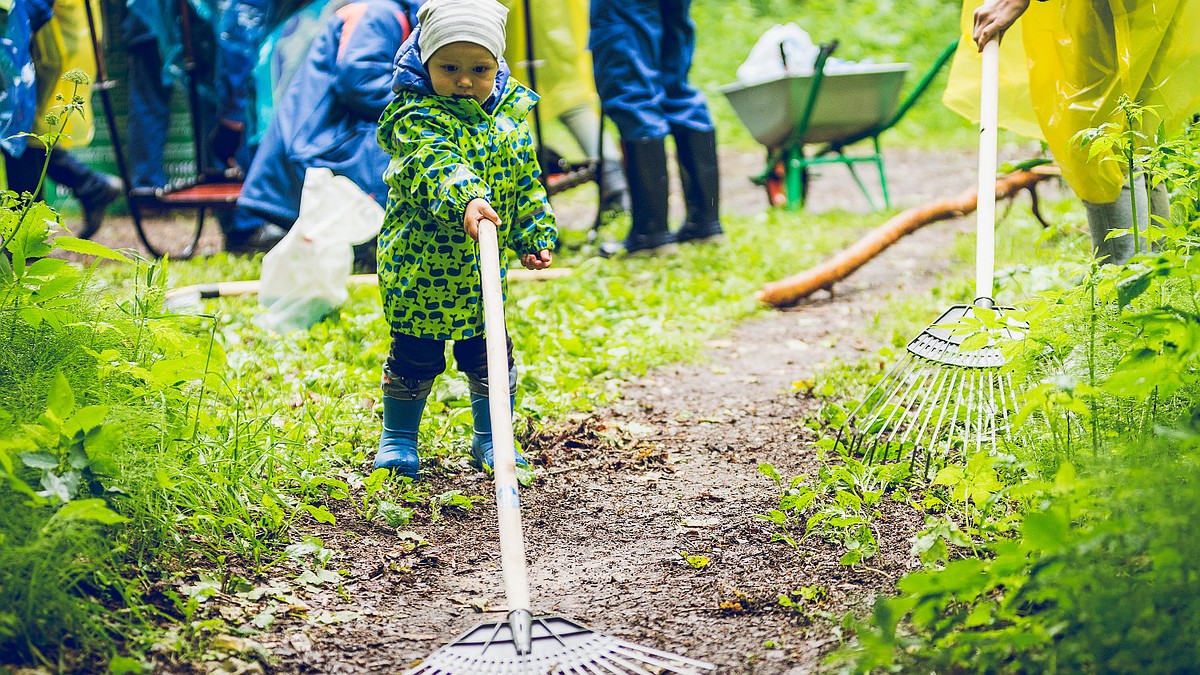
943, 0, 1200, 203
30, 0, 102, 147
500, 0, 595, 121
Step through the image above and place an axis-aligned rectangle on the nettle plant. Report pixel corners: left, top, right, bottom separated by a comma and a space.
0, 70, 221, 667
1, 70, 136, 523
841, 103, 1200, 674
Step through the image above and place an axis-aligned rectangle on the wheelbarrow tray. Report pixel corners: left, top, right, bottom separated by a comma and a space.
719, 64, 911, 148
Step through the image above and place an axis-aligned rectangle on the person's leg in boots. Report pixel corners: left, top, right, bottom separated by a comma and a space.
599, 136, 676, 256
671, 125, 722, 243
1083, 174, 1164, 265
124, 37, 173, 191
590, 0, 677, 257
660, 0, 721, 243
456, 335, 527, 471
374, 334, 444, 479
559, 103, 630, 214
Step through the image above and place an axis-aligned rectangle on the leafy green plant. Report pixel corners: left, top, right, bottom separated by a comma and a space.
838, 105, 1200, 674
757, 459, 908, 566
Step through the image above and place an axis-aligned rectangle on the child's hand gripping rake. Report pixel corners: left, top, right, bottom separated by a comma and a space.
838, 39, 1025, 478
405, 219, 715, 674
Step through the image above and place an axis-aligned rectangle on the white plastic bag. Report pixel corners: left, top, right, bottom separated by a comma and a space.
256, 167, 384, 332
735, 23, 819, 83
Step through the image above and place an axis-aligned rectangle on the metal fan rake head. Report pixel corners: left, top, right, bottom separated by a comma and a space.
838, 303, 1026, 477
405, 613, 715, 674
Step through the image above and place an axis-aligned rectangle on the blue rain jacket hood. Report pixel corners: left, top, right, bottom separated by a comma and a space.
238, 0, 417, 226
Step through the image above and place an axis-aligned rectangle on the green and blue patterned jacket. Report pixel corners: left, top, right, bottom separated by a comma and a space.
377, 26, 557, 341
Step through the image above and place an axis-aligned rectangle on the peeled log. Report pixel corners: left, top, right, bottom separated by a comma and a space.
756, 170, 1051, 308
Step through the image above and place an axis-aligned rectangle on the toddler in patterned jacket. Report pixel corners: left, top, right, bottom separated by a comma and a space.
372, 0, 557, 479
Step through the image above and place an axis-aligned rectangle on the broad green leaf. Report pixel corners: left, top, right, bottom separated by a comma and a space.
40, 470, 80, 502
1021, 508, 1068, 552
108, 655, 143, 675
378, 502, 414, 527
758, 462, 781, 484
959, 332, 991, 352
53, 236, 130, 262
1116, 270, 1154, 307
31, 273, 80, 303
18, 450, 59, 470
70, 405, 109, 434
932, 466, 964, 487
46, 370, 76, 420
26, 257, 68, 277
303, 504, 337, 524
54, 498, 129, 525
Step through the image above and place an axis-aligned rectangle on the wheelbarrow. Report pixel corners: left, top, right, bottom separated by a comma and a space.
720, 39, 958, 211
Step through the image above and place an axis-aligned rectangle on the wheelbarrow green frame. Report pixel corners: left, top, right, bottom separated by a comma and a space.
754, 39, 959, 211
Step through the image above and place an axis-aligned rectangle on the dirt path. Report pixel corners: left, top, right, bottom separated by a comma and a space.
183, 146, 1014, 675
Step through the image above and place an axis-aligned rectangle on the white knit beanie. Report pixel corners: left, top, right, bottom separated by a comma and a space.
417, 0, 509, 63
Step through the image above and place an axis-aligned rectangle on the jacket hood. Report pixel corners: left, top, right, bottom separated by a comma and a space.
389, 25, 510, 112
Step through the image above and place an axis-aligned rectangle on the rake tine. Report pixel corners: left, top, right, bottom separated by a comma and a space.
1000, 371, 1019, 439
842, 352, 918, 431
857, 355, 922, 433
612, 645, 711, 673
897, 364, 943, 449
849, 357, 920, 462
844, 348, 916, 439
964, 367, 984, 451
935, 368, 970, 476
910, 365, 955, 454
984, 367, 1003, 446
603, 650, 659, 674
916, 367, 960, 476
866, 365, 930, 462
878, 364, 938, 449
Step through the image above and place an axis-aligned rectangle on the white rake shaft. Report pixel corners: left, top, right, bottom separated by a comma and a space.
477, 219, 532, 616
975, 39, 1000, 304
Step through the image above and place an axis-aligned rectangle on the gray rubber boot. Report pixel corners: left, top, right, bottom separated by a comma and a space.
560, 104, 630, 213
1082, 174, 1169, 265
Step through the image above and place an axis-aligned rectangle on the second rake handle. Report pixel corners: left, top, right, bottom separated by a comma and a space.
975, 39, 1000, 305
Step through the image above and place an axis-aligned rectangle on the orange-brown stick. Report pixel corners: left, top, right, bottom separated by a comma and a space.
756, 170, 1050, 308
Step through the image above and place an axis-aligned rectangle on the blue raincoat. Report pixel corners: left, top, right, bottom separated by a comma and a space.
376, 27, 556, 340
125, 0, 217, 87
213, 0, 271, 126
588, 0, 712, 140
1, 0, 53, 158
237, 0, 413, 226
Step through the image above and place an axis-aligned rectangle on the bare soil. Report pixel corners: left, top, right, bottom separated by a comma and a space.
81, 145, 1046, 673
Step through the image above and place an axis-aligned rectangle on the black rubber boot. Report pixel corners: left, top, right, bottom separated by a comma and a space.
672, 127, 723, 244
599, 137, 676, 258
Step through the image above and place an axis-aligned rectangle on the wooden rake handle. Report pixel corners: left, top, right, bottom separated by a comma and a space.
476, 220, 533, 615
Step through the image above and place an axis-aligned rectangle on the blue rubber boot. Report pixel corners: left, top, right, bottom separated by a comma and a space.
373, 396, 425, 479
469, 394, 528, 471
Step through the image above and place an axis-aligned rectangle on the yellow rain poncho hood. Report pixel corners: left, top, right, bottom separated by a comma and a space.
944, 0, 1200, 203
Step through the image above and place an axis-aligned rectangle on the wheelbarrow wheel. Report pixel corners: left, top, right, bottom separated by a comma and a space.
764, 160, 809, 209
765, 160, 787, 208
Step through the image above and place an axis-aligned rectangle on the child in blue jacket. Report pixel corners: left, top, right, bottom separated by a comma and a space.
373, 0, 556, 479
